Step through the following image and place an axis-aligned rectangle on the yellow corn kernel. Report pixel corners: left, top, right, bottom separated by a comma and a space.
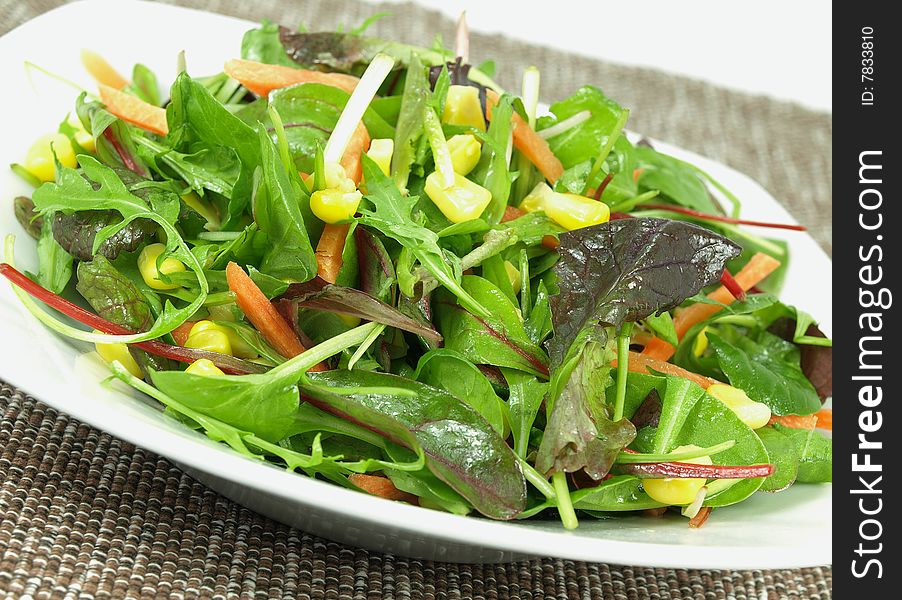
195, 320, 258, 359
181, 191, 220, 228
23, 133, 77, 183
67, 114, 95, 152
93, 331, 143, 378
520, 182, 610, 231
643, 445, 713, 506
338, 314, 362, 327
138, 243, 186, 291
185, 358, 225, 376
707, 384, 772, 430
424, 172, 492, 223
442, 85, 486, 131
447, 134, 481, 176
326, 161, 358, 192
367, 138, 394, 176
185, 321, 233, 356
693, 327, 709, 357
310, 189, 362, 224
504, 260, 521, 295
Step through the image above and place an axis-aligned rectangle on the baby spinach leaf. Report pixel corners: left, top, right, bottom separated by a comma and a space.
634, 147, 719, 213
414, 349, 506, 435
772, 424, 832, 483
572, 475, 664, 511
253, 127, 318, 281
756, 425, 800, 492
536, 86, 627, 170
36, 217, 73, 294
77, 256, 154, 332
385, 466, 472, 515
707, 329, 821, 416
241, 20, 298, 67
301, 369, 527, 519
644, 311, 678, 347
126, 64, 161, 106
14, 196, 43, 240
51, 210, 156, 261
236, 83, 393, 173
503, 368, 548, 458
167, 73, 260, 225
648, 376, 769, 506
433, 275, 549, 377
470, 94, 513, 224
549, 217, 741, 363
278, 276, 442, 344
136, 137, 240, 198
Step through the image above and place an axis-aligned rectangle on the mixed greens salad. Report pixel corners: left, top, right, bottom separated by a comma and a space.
5, 15, 832, 529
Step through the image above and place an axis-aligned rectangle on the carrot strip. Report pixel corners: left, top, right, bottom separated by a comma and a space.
500, 205, 559, 249
486, 90, 564, 183
81, 49, 129, 90
224, 58, 359, 97
815, 408, 832, 431
613, 351, 722, 389
340, 121, 371, 186
689, 506, 712, 528
348, 474, 418, 504
98, 84, 168, 136
171, 321, 196, 346
226, 262, 326, 370
768, 413, 818, 430
316, 224, 350, 284
641, 253, 781, 361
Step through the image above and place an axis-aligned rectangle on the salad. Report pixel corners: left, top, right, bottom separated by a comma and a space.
4, 15, 832, 529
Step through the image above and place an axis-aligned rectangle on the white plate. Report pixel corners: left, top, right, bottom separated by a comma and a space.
0, 0, 832, 567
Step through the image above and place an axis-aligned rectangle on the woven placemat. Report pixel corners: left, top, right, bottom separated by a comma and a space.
1, 1, 832, 598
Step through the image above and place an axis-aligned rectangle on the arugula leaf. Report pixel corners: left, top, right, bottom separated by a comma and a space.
391, 53, 429, 192
358, 155, 490, 317
643, 311, 678, 347
32, 155, 208, 342
253, 126, 318, 281
135, 136, 240, 198
470, 94, 513, 224
707, 328, 822, 416
277, 277, 442, 344
36, 216, 73, 294
302, 370, 527, 519
549, 217, 741, 363
414, 349, 506, 435
433, 275, 549, 377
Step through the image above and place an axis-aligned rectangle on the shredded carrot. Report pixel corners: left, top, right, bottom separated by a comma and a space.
486, 90, 564, 184
226, 262, 326, 369
633, 168, 643, 183
500, 205, 559, 249
641, 253, 781, 361
81, 49, 129, 90
340, 121, 371, 186
769, 413, 818, 430
316, 224, 350, 284
348, 474, 418, 504
98, 84, 168, 136
815, 408, 832, 431
613, 351, 722, 389
688, 506, 712, 528
171, 321, 196, 346
224, 58, 359, 97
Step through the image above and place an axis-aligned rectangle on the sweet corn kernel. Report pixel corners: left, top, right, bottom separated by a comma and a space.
693, 327, 709, 357
520, 182, 610, 231
67, 115, 95, 152
643, 445, 713, 506
23, 133, 77, 183
93, 331, 143, 378
325, 161, 357, 192
441, 85, 486, 131
707, 384, 772, 430
447, 134, 481, 176
192, 320, 258, 359
424, 172, 492, 223
366, 138, 394, 176
310, 189, 362, 224
504, 260, 521, 295
185, 358, 225, 376
185, 321, 233, 356
138, 243, 186, 290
